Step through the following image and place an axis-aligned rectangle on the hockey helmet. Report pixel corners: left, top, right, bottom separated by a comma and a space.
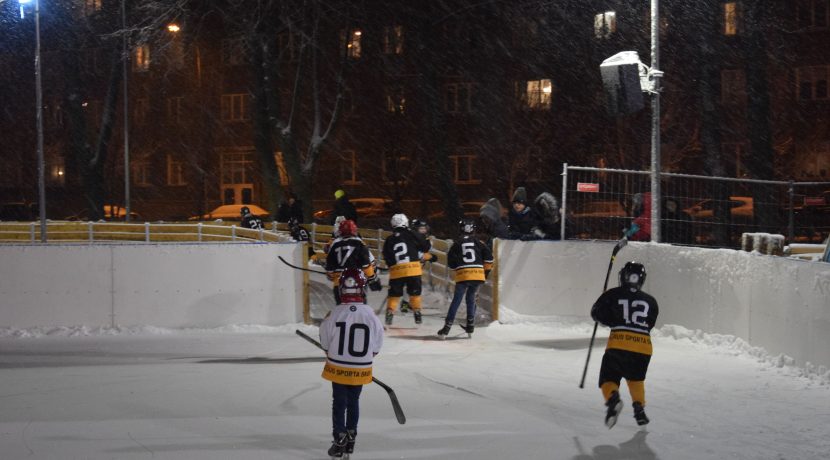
619, 261, 647, 291
390, 213, 409, 229
339, 219, 358, 237
288, 217, 300, 229
338, 268, 367, 303
411, 219, 429, 235
459, 218, 476, 235
240, 206, 251, 216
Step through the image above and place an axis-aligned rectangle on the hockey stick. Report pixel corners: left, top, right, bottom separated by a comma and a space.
578, 238, 628, 389
278, 256, 327, 275
295, 329, 406, 424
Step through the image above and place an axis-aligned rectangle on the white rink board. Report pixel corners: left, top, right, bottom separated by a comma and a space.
497, 239, 830, 370
0, 243, 303, 328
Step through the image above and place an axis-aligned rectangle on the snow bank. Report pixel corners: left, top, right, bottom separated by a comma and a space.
496, 239, 830, 372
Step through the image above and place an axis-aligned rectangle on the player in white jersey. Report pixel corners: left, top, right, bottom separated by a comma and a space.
319, 268, 384, 458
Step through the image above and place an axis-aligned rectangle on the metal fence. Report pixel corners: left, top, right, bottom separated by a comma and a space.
561, 164, 830, 247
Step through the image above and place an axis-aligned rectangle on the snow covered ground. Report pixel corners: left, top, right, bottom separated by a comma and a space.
1, 288, 828, 460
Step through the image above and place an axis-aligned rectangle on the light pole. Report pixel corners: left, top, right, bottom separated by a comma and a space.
649, 0, 662, 242
122, 0, 130, 222
19, 0, 46, 242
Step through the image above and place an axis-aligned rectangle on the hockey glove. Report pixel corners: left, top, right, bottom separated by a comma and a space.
623, 223, 640, 239
368, 279, 382, 291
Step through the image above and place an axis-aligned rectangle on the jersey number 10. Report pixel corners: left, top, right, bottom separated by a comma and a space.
335, 322, 370, 357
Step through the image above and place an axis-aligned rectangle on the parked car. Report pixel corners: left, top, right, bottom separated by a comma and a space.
0, 202, 35, 221
65, 205, 141, 222
313, 198, 393, 223
684, 196, 754, 221
189, 204, 270, 221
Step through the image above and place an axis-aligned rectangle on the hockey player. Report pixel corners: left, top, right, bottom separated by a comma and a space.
437, 219, 493, 338
325, 219, 382, 304
382, 214, 430, 325
319, 268, 385, 458
590, 261, 659, 428
288, 218, 315, 259
240, 206, 263, 230
410, 218, 436, 262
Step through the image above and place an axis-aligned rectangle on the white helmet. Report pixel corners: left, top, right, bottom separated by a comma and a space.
390, 213, 409, 229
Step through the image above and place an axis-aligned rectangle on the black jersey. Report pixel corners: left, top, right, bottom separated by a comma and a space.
325, 237, 374, 283
447, 235, 494, 282
591, 286, 659, 355
382, 228, 429, 280
290, 226, 310, 242
241, 214, 263, 230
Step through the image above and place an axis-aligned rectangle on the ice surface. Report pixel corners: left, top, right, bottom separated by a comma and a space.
1, 289, 828, 459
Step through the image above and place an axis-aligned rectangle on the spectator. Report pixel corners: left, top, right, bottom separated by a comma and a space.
624, 192, 652, 241
277, 192, 304, 223
479, 198, 509, 250
332, 189, 358, 225
507, 187, 540, 239
529, 192, 562, 240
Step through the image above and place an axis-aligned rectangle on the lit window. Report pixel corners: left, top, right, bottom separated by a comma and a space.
382, 153, 412, 184
166, 154, 187, 186
220, 93, 251, 122
720, 69, 746, 104
383, 25, 404, 55
594, 11, 617, 39
796, 0, 829, 30
723, 2, 739, 35
221, 38, 249, 66
341, 29, 362, 59
84, 0, 102, 16
518, 79, 553, 110
445, 82, 473, 114
339, 150, 360, 184
385, 86, 406, 114
450, 151, 481, 184
133, 44, 151, 72
797, 65, 829, 100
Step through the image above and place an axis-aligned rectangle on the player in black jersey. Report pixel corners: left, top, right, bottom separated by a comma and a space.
288, 218, 315, 259
325, 220, 382, 304
240, 206, 263, 230
382, 214, 430, 325
591, 261, 660, 428
438, 219, 493, 338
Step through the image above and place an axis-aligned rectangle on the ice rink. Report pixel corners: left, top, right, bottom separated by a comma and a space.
1, 289, 828, 460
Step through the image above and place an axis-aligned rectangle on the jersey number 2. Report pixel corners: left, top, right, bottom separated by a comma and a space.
618, 299, 650, 327
335, 322, 369, 357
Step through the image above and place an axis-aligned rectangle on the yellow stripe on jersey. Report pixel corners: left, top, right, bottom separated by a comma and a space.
607, 330, 653, 355
322, 362, 373, 385
454, 267, 485, 282
389, 261, 422, 279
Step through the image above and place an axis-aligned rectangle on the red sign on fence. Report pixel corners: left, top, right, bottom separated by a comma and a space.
577, 182, 600, 193
804, 196, 826, 206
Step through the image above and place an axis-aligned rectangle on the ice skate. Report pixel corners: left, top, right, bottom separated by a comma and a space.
437, 323, 452, 339
328, 432, 348, 458
633, 402, 650, 426
345, 430, 356, 455
605, 391, 623, 429
385, 309, 394, 326
413, 310, 422, 324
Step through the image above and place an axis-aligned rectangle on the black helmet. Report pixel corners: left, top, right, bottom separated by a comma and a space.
411, 219, 429, 234
619, 261, 646, 291
240, 206, 251, 216
459, 218, 476, 235
288, 217, 300, 229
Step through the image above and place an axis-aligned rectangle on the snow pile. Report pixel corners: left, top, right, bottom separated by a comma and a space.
0, 323, 315, 339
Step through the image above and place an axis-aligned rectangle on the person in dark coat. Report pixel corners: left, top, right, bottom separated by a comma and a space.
332, 189, 358, 225
507, 187, 540, 239
277, 192, 304, 223
661, 197, 693, 244
479, 198, 509, 250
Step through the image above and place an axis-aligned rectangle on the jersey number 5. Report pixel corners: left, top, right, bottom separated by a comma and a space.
461, 242, 476, 263
334, 322, 370, 357
617, 299, 650, 327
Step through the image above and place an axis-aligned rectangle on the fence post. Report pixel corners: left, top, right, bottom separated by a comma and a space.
231, 225, 236, 241
144, 222, 150, 242
30, 222, 35, 243
88, 221, 94, 243
787, 180, 794, 243
198, 223, 202, 242
560, 163, 568, 240
259, 227, 264, 241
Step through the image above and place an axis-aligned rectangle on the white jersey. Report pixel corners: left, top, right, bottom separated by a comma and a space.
319, 302, 384, 385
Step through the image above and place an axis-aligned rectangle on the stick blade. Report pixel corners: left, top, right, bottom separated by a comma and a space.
387, 389, 407, 424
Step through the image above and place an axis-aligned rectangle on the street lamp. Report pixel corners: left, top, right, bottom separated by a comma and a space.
19, 0, 47, 242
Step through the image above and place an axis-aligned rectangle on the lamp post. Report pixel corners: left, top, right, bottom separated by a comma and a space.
19, 0, 46, 242
122, 0, 130, 222
649, 0, 662, 243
